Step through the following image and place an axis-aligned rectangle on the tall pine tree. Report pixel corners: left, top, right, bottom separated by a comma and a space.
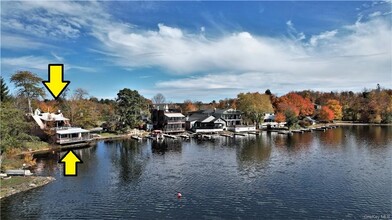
1, 76, 10, 102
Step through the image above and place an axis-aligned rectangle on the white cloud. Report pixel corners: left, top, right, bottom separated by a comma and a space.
51, 52, 65, 62
1, 56, 96, 73
1, 1, 109, 39
1, 1, 391, 100
1, 34, 48, 50
309, 30, 338, 46
369, 11, 382, 17
1, 56, 54, 70
157, 23, 183, 38
286, 20, 306, 41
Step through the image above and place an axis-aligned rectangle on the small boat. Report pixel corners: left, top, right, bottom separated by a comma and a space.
131, 136, 142, 141
151, 130, 165, 141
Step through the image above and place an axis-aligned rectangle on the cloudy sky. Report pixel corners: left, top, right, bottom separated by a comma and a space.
1, 1, 391, 102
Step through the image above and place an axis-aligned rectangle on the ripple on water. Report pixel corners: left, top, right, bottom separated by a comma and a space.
1, 126, 391, 219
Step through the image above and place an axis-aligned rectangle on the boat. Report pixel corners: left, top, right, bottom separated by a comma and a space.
131, 136, 142, 141
151, 130, 165, 141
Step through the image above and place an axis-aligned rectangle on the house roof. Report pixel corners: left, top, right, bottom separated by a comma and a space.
187, 113, 206, 122
199, 115, 215, 123
304, 116, 316, 121
212, 117, 226, 123
39, 113, 69, 121
164, 112, 185, 118
56, 128, 90, 134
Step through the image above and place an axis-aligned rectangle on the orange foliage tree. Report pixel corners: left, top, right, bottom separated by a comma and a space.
182, 100, 198, 114
36, 100, 59, 113
277, 92, 314, 117
326, 99, 343, 120
274, 112, 286, 123
317, 106, 334, 122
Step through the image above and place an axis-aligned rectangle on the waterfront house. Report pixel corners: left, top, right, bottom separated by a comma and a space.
186, 108, 251, 132
313, 103, 322, 110
263, 113, 275, 122
303, 116, 317, 125
31, 109, 91, 144
151, 104, 186, 133
192, 115, 226, 133
261, 113, 287, 128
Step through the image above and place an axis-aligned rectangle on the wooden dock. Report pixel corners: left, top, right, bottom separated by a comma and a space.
278, 131, 292, 135
179, 134, 190, 140
5, 170, 33, 176
234, 133, 246, 136
220, 133, 234, 138
163, 134, 177, 139
248, 131, 260, 135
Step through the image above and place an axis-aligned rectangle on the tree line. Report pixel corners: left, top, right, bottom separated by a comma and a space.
1, 70, 391, 152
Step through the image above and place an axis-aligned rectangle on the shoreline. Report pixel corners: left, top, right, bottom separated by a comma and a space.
15, 123, 392, 156
333, 122, 392, 126
0, 176, 55, 200
18, 134, 132, 156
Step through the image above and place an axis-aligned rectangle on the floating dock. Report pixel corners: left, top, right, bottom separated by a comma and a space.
163, 134, 177, 139
234, 133, 246, 136
131, 136, 142, 141
248, 131, 260, 135
220, 133, 234, 138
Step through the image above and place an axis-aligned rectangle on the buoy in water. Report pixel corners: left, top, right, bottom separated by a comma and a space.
177, 192, 182, 198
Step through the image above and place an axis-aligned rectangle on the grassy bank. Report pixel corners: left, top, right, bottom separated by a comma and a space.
1, 141, 51, 172
0, 176, 55, 199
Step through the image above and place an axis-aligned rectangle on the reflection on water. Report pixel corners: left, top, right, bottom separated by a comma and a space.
1, 126, 391, 219
151, 139, 182, 155
273, 132, 313, 153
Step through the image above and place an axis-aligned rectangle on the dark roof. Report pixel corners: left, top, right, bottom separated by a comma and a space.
187, 113, 207, 121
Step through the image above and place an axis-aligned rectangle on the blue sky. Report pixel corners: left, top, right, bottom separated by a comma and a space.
1, 1, 391, 102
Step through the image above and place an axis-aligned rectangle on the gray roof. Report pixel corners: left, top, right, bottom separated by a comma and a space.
187, 113, 206, 121
56, 128, 89, 134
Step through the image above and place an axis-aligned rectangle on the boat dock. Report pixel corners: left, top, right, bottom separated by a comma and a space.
220, 133, 234, 138
234, 133, 247, 136
163, 134, 177, 139
248, 131, 260, 135
131, 136, 142, 141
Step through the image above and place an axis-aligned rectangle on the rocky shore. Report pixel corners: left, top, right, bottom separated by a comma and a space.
0, 176, 55, 199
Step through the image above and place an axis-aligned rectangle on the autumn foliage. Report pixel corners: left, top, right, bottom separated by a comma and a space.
277, 92, 314, 117
317, 106, 334, 122
37, 100, 59, 113
274, 112, 286, 123
182, 100, 198, 114
326, 99, 343, 120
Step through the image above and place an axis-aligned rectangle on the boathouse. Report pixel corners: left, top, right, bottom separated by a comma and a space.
151, 104, 186, 133
31, 109, 91, 144
186, 108, 245, 131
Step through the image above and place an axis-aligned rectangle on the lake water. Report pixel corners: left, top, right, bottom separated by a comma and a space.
1, 126, 391, 219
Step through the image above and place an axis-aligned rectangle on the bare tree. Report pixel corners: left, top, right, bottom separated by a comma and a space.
72, 88, 89, 100
152, 93, 166, 104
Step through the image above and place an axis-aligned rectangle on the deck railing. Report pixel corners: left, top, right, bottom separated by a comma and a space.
57, 136, 91, 144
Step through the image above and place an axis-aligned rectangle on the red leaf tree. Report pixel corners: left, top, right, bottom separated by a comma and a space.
277, 92, 314, 117
317, 106, 334, 122
274, 112, 286, 123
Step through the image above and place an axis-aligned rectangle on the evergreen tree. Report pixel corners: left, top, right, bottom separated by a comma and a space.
116, 88, 149, 132
0, 76, 10, 102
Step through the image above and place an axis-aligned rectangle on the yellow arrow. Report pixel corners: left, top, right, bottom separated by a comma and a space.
59, 150, 83, 176
42, 64, 70, 99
